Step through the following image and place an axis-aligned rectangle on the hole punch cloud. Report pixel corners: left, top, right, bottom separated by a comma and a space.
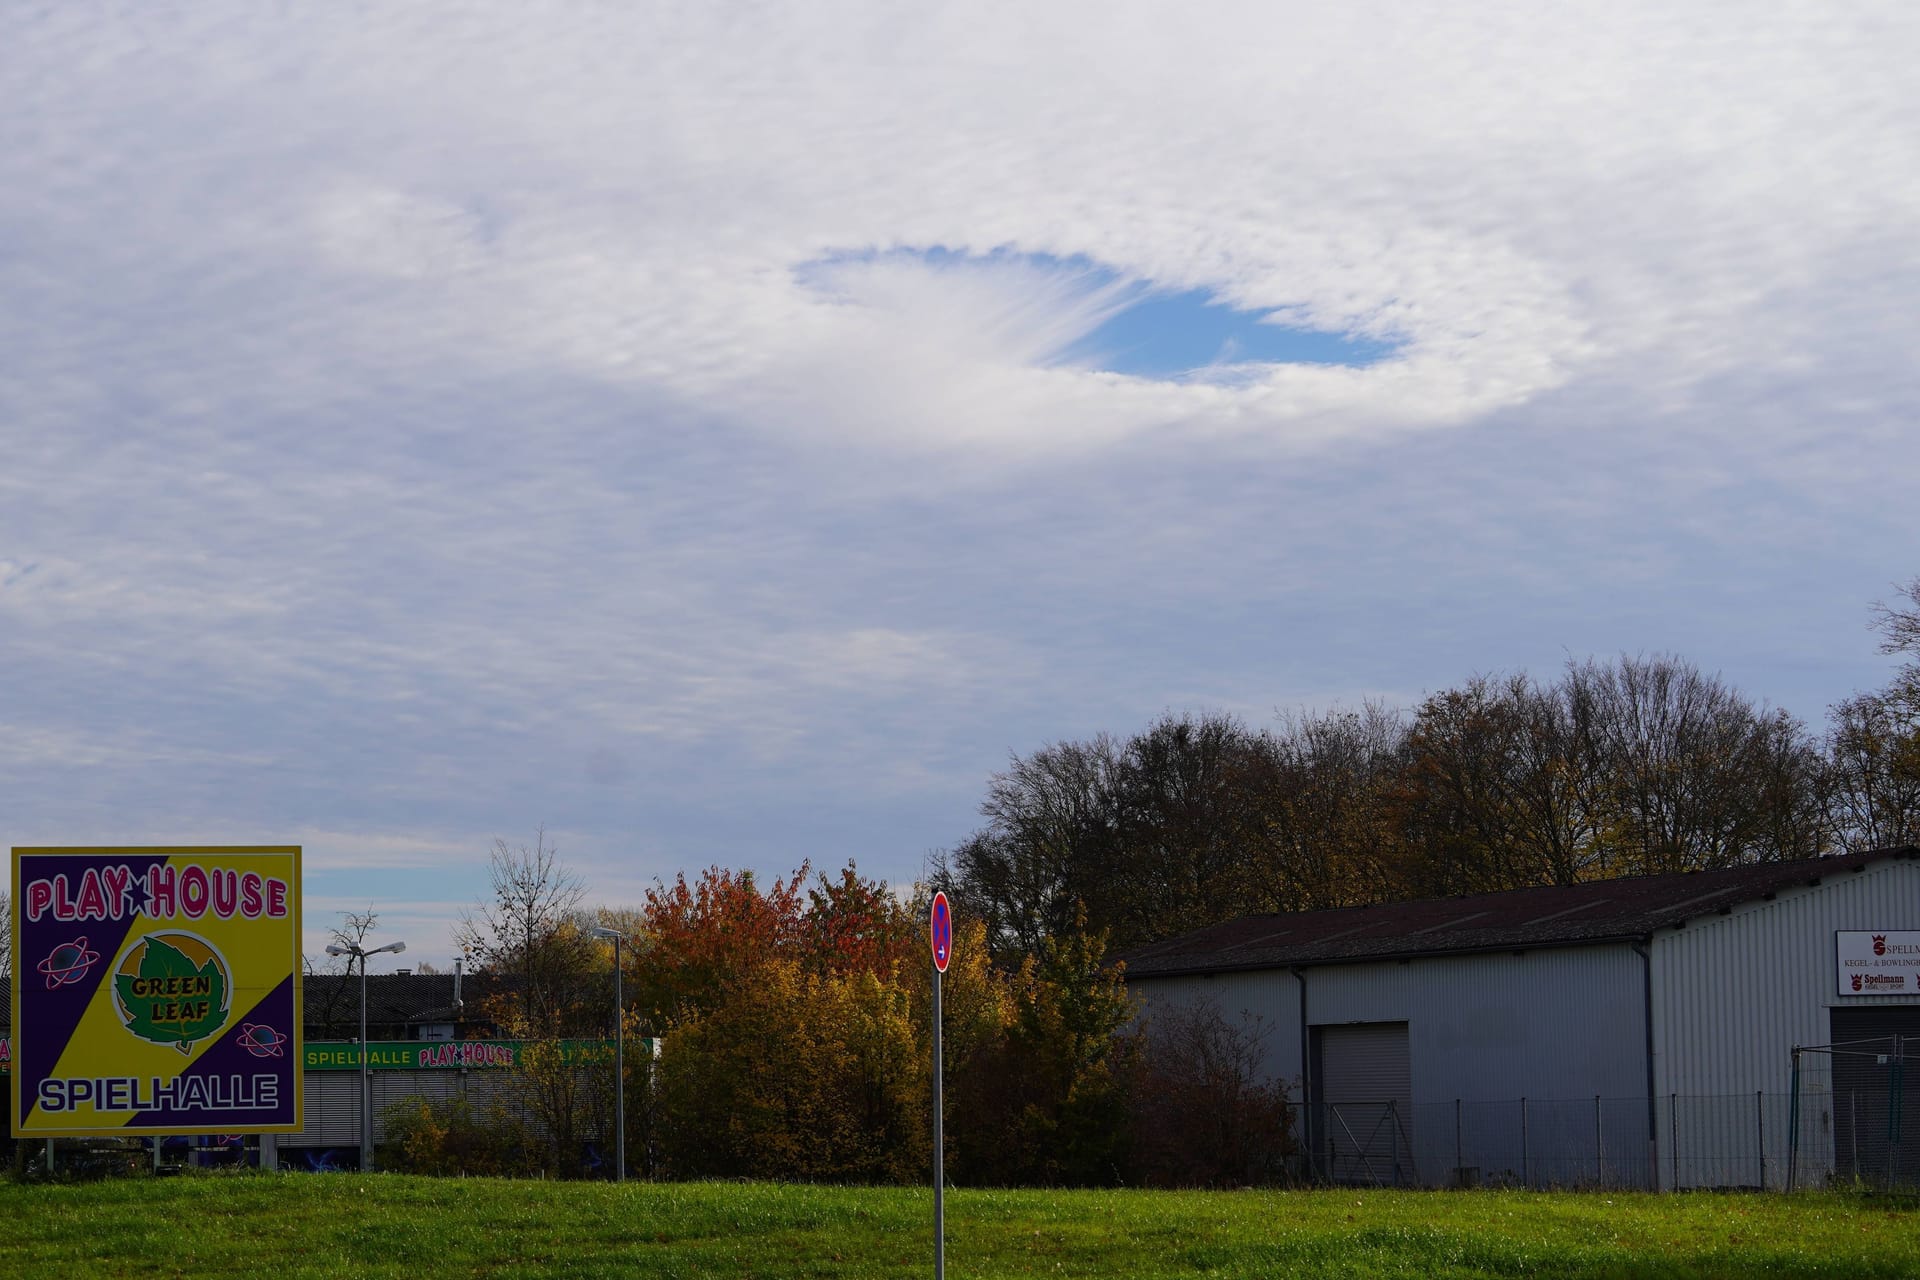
798, 247, 1401, 381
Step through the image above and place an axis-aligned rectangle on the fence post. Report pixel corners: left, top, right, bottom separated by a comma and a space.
1455, 1098, 1463, 1183
1595, 1096, 1604, 1185
1890, 1035, 1904, 1186
1756, 1090, 1765, 1190
1850, 1091, 1859, 1180
1669, 1093, 1679, 1190
1521, 1097, 1530, 1188
1786, 1049, 1800, 1193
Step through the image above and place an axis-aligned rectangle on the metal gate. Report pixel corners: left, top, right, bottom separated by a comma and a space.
1787, 1008, 1920, 1190
1830, 1006, 1919, 1187
1313, 1021, 1415, 1185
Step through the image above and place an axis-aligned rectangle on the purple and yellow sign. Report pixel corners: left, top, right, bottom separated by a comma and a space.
10, 847, 302, 1136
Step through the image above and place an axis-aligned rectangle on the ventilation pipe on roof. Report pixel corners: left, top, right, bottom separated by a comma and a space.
453, 958, 463, 1013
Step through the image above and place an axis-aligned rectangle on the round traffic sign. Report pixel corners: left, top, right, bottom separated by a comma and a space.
930, 892, 952, 973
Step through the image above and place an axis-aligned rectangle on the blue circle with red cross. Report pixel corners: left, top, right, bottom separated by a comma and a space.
930, 892, 952, 973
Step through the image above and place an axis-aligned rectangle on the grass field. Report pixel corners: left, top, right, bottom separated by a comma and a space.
1, 1176, 1916, 1279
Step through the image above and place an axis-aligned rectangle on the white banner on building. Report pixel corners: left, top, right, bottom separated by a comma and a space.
1836, 931, 1920, 996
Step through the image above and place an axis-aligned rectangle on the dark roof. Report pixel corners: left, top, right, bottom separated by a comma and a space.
301, 972, 518, 1028
1120, 847, 1920, 979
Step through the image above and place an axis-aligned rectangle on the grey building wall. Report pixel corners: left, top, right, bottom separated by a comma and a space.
1649, 857, 1920, 1189
1128, 969, 1303, 1086
1130, 943, 1649, 1186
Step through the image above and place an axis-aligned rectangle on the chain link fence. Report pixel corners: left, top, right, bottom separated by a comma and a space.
1292, 1062, 1912, 1191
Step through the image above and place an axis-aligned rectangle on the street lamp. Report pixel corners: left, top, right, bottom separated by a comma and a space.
326, 938, 406, 1172
590, 925, 627, 1182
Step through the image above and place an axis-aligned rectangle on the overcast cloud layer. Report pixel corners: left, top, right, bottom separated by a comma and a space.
4, 3, 1918, 963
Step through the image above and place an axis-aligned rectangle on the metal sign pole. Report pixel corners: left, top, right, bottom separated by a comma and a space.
929, 891, 951, 1280
614, 933, 626, 1183
360, 954, 372, 1173
933, 957, 944, 1280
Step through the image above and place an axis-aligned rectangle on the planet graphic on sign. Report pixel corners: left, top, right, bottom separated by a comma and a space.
37, 937, 100, 990
236, 1022, 287, 1058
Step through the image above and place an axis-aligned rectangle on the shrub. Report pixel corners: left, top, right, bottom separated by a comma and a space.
378, 1096, 517, 1176
657, 960, 928, 1182
1131, 999, 1295, 1187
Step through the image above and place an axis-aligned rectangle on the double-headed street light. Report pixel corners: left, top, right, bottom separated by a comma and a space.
325, 938, 406, 1172
590, 925, 628, 1182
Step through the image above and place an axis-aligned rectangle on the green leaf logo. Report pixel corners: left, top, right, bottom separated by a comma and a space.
112, 933, 232, 1054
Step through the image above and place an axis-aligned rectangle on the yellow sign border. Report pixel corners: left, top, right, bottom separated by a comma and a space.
10, 846, 303, 1137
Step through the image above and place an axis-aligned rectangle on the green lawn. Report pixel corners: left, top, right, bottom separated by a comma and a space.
0, 1176, 1915, 1279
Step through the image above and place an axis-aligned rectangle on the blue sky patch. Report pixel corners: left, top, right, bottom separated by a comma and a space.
1074, 281, 1398, 378
801, 246, 1397, 378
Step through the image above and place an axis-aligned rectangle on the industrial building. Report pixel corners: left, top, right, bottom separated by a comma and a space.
1121, 847, 1920, 1189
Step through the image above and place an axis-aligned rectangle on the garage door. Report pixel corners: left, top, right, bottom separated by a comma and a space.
1316, 1021, 1415, 1185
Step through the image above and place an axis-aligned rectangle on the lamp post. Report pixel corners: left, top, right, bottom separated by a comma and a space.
590, 925, 627, 1182
326, 938, 406, 1172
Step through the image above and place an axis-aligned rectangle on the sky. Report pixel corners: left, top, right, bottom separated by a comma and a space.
3, 3, 1918, 968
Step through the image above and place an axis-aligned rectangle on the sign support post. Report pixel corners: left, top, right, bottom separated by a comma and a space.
929, 891, 952, 1280
933, 955, 944, 1280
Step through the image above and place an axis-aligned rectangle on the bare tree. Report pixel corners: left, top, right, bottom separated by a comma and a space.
456, 828, 593, 1036
323, 906, 380, 969
303, 906, 381, 1039
1400, 674, 1606, 893
0, 889, 11, 983
1567, 654, 1825, 874
1872, 577, 1920, 703
1249, 703, 1409, 911
950, 735, 1122, 962
1827, 691, 1920, 852
1816, 578, 1920, 853
1107, 713, 1272, 947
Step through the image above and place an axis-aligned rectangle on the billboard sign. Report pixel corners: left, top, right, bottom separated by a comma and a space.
10, 846, 302, 1136
1836, 930, 1920, 997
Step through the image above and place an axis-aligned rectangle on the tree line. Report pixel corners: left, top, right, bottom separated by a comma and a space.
944, 581, 1920, 961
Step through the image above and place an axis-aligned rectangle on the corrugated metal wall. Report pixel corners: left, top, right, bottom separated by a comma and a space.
1650, 858, 1920, 1189
1130, 943, 1650, 1186
1127, 969, 1304, 1087
1304, 948, 1648, 1187
1302, 949, 1644, 1100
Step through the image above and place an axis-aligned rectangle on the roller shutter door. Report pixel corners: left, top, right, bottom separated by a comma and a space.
1317, 1021, 1415, 1185
301, 1073, 364, 1146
